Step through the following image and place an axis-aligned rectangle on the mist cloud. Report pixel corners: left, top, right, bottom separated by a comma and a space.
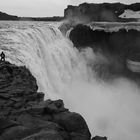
58, 47, 140, 140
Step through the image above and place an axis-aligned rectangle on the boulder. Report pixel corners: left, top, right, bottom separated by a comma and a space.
53, 111, 91, 140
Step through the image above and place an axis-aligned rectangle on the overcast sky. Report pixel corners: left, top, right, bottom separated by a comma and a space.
0, 0, 139, 17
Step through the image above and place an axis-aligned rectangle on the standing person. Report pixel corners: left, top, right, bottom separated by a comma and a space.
0, 52, 5, 61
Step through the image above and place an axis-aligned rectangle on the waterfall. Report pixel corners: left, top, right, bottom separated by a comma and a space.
0, 21, 90, 99
0, 21, 140, 140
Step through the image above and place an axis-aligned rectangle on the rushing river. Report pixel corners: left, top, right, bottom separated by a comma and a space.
0, 21, 140, 140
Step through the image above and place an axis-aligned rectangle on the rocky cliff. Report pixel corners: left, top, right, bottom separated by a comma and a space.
64, 3, 140, 23
69, 24, 140, 81
0, 60, 107, 140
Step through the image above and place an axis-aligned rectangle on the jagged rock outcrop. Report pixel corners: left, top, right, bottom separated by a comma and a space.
64, 3, 140, 23
0, 61, 91, 140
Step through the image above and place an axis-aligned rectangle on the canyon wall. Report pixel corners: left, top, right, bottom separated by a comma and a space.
64, 3, 140, 23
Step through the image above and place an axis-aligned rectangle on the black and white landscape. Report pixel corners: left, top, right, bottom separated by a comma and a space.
0, 0, 140, 140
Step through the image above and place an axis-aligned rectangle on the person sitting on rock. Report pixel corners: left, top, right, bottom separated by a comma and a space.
0, 51, 5, 62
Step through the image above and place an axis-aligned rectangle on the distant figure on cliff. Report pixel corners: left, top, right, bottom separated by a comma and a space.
0, 52, 5, 62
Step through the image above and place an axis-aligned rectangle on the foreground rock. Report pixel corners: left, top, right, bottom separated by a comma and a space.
0, 61, 92, 140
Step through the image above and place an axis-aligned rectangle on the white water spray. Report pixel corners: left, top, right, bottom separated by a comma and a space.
0, 21, 140, 140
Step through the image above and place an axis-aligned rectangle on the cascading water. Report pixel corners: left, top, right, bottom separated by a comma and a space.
0, 21, 140, 140
0, 21, 88, 99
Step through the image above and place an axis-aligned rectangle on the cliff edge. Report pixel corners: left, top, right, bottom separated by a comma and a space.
64, 3, 140, 23
0, 61, 95, 140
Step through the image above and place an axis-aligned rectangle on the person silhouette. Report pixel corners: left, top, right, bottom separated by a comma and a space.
0, 52, 5, 61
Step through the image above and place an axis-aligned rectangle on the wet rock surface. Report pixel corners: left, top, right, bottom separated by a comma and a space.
0, 61, 93, 140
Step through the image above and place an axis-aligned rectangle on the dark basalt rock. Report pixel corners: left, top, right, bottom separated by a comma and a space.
92, 136, 107, 140
69, 24, 140, 56
69, 24, 94, 47
21, 130, 64, 140
0, 61, 92, 140
60, 3, 140, 35
64, 3, 140, 23
70, 24, 140, 81
53, 112, 91, 140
